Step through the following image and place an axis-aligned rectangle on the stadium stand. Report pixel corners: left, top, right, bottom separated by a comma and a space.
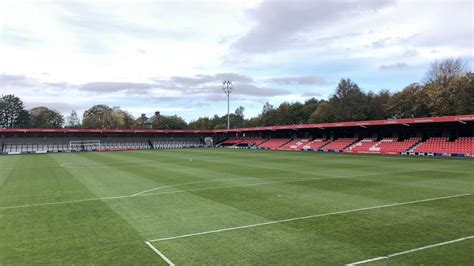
1, 115, 473, 157
220, 138, 244, 146
323, 138, 358, 151
280, 139, 311, 150
238, 138, 268, 146
345, 138, 377, 153
374, 137, 421, 154
1, 136, 204, 153
302, 139, 331, 150
101, 138, 151, 151
151, 137, 203, 149
343, 137, 423, 154
218, 138, 268, 146
258, 138, 291, 150
3, 138, 69, 153
413, 137, 474, 155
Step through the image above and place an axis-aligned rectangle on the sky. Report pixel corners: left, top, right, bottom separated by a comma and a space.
1, 0, 473, 122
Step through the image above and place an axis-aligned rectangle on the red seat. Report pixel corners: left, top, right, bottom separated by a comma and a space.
324, 138, 357, 151
414, 137, 474, 154
259, 139, 291, 150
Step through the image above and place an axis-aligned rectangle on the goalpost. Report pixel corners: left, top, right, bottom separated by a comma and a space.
69, 140, 101, 151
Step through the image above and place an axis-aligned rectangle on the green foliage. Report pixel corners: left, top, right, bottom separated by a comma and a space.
425, 73, 474, 117
0, 94, 28, 128
152, 115, 187, 130
387, 83, 430, 118
15, 110, 32, 128
113, 108, 137, 129
82, 105, 115, 129
331, 78, 369, 121
234, 106, 245, 128
188, 117, 212, 130
309, 101, 333, 123
82, 105, 136, 129
30, 106, 64, 128
448, 73, 474, 115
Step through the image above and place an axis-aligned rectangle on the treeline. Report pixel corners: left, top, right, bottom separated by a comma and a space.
1, 58, 472, 130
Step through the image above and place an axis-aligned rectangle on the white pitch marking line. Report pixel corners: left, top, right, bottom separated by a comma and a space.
0, 169, 436, 210
60, 158, 193, 169
132, 168, 424, 196
148, 193, 472, 242
145, 241, 175, 266
0, 177, 329, 210
347, 235, 474, 265
132, 177, 264, 196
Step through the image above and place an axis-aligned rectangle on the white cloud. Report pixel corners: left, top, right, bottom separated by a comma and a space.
1, 0, 472, 121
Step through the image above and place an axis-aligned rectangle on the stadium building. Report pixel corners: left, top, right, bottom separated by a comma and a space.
2, 114, 473, 157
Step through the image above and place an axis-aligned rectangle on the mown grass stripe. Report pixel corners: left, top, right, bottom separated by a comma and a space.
148, 193, 472, 242
347, 235, 474, 265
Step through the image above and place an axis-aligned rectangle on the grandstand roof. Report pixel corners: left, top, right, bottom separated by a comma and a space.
222, 114, 474, 133
1, 115, 473, 134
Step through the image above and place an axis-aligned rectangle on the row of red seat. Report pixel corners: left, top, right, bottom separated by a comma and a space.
280, 139, 311, 150
221, 137, 473, 155
346, 139, 376, 152
413, 137, 474, 154
221, 138, 244, 145
344, 137, 422, 154
305, 139, 332, 150
221, 138, 268, 146
259, 139, 292, 149
323, 138, 358, 151
374, 138, 421, 153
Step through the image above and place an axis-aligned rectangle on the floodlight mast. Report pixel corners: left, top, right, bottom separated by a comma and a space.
222, 80, 233, 129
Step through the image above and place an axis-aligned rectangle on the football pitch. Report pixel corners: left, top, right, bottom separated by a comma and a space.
0, 149, 473, 265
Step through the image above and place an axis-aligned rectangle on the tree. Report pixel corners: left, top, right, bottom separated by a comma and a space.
426, 72, 474, 116
235, 106, 245, 128
82, 105, 139, 129
152, 115, 187, 129
188, 117, 211, 130
110, 107, 137, 129
372, 90, 391, 119
82, 105, 115, 129
301, 98, 320, 123
425, 57, 468, 87
422, 58, 470, 116
262, 102, 274, 114
275, 102, 293, 125
448, 73, 474, 115
245, 116, 261, 127
15, 110, 31, 128
387, 83, 430, 118
0, 94, 28, 128
330, 78, 370, 122
65, 110, 81, 128
120, 110, 137, 129
309, 101, 334, 123
30, 107, 64, 128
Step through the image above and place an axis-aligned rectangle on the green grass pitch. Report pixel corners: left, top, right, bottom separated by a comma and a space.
0, 149, 473, 265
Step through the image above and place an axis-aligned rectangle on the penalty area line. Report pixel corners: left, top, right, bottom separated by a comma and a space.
347, 235, 474, 265
0, 169, 422, 210
148, 193, 471, 242
145, 241, 175, 266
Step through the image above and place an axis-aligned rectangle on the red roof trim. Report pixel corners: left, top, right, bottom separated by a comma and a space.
1, 115, 472, 134
213, 115, 474, 132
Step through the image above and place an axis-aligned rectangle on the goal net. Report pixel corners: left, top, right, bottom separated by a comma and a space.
69, 140, 101, 151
